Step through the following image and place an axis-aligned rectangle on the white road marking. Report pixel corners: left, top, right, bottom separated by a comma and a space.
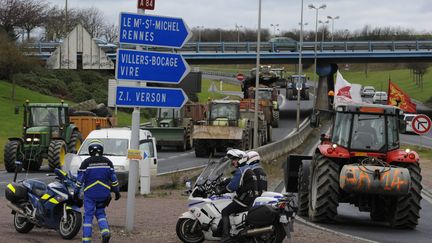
158, 151, 195, 161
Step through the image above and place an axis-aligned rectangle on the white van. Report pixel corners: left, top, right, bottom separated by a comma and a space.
73, 127, 158, 187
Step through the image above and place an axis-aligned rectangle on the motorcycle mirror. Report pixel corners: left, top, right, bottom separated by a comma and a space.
13, 161, 23, 182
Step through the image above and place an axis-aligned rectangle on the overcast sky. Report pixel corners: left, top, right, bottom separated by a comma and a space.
49, 0, 432, 33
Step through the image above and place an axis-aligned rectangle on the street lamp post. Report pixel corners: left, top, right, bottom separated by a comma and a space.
309, 3, 326, 106
318, 20, 329, 42
327, 15, 340, 42
270, 23, 279, 37
235, 24, 244, 42
296, 0, 305, 131
196, 26, 204, 42
253, 0, 262, 148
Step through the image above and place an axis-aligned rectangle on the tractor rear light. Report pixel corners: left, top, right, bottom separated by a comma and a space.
408, 153, 415, 159
327, 148, 333, 154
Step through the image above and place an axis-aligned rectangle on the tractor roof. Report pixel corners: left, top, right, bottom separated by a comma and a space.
28, 103, 69, 108
335, 103, 402, 115
211, 100, 240, 104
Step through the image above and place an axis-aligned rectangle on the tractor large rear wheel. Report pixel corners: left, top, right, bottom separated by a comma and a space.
297, 163, 309, 216
48, 140, 67, 171
4, 140, 23, 172
68, 130, 83, 154
308, 154, 340, 222
388, 163, 422, 229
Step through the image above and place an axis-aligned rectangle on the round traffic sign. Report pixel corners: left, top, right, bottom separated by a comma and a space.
236, 73, 245, 81
411, 114, 432, 135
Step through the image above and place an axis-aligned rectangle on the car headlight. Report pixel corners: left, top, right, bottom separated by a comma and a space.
114, 165, 126, 172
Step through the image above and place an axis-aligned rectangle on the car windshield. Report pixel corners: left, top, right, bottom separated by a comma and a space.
210, 103, 238, 121
79, 138, 128, 156
405, 116, 415, 121
158, 108, 178, 119
257, 90, 272, 100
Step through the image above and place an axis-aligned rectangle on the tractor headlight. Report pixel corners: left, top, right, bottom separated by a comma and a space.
33, 138, 40, 142
26, 138, 32, 142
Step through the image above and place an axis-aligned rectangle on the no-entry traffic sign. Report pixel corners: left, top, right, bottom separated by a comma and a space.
412, 114, 432, 135
236, 73, 245, 81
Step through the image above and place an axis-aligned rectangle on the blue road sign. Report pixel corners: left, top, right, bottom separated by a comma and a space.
115, 86, 188, 109
115, 49, 190, 84
119, 12, 192, 48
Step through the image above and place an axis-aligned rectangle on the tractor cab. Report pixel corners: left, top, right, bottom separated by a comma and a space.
208, 100, 240, 126
156, 108, 182, 127
330, 104, 402, 152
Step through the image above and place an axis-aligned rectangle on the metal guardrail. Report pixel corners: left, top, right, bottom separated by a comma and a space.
24, 40, 432, 54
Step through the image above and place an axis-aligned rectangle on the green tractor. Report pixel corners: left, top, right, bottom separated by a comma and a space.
4, 101, 83, 172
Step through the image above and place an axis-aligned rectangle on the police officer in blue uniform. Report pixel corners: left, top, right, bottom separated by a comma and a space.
74, 140, 121, 243
217, 149, 257, 243
246, 151, 267, 196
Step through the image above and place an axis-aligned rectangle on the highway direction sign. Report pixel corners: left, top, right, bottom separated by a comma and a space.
115, 49, 190, 84
412, 114, 431, 135
119, 12, 192, 48
115, 86, 188, 109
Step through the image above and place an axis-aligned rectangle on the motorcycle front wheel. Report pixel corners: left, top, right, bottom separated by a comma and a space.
252, 223, 286, 243
14, 213, 34, 233
176, 218, 205, 243
59, 210, 82, 240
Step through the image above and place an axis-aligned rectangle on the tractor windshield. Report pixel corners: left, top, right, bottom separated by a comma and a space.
257, 90, 272, 100
158, 108, 178, 119
30, 107, 62, 126
210, 103, 239, 121
332, 112, 399, 151
351, 114, 385, 151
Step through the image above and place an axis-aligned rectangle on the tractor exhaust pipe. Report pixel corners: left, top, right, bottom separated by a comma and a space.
242, 225, 274, 236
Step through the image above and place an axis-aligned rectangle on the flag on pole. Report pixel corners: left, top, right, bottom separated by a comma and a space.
334, 71, 362, 106
387, 80, 416, 113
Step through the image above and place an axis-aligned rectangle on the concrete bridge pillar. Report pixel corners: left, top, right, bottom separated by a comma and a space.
314, 63, 338, 110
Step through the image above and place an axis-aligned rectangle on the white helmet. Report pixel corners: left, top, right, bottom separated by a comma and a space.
246, 151, 261, 165
226, 149, 247, 166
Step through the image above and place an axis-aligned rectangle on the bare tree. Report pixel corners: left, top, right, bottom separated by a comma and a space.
0, 0, 26, 39
18, 0, 48, 41
76, 7, 105, 38
100, 23, 119, 43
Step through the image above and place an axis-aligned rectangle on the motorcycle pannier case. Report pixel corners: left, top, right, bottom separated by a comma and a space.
246, 205, 278, 227
5, 182, 28, 203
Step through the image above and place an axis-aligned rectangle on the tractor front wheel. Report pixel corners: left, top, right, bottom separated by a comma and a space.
4, 140, 23, 173
308, 154, 340, 222
48, 140, 67, 171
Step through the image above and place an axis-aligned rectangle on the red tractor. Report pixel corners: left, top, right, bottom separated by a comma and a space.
285, 104, 422, 229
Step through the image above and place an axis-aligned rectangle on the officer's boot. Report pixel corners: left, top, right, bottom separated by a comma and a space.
221, 216, 231, 243
102, 232, 111, 243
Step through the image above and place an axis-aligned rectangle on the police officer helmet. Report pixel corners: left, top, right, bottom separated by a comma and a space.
88, 140, 104, 157
246, 151, 261, 165
226, 149, 247, 167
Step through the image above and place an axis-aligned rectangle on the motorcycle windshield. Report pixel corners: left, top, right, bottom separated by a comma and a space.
195, 157, 230, 186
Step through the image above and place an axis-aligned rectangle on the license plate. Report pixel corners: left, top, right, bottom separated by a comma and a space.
279, 215, 288, 223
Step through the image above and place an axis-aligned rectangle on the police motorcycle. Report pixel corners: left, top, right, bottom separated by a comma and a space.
4, 159, 82, 239
176, 158, 297, 243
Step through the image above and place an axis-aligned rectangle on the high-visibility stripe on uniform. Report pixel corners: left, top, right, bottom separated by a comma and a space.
101, 229, 110, 234
98, 218, 107, 222
59, 169, 67, 176
82, 237, 91, 241
83, 223, 92, 227
86, 166, 111, 170
7, 184, 16, 193
112, 181, 119, 187
84, 180, 110, 191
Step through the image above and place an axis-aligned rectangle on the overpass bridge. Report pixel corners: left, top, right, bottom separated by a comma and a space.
26, 40, 432, 111
27, 40, 432, 64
